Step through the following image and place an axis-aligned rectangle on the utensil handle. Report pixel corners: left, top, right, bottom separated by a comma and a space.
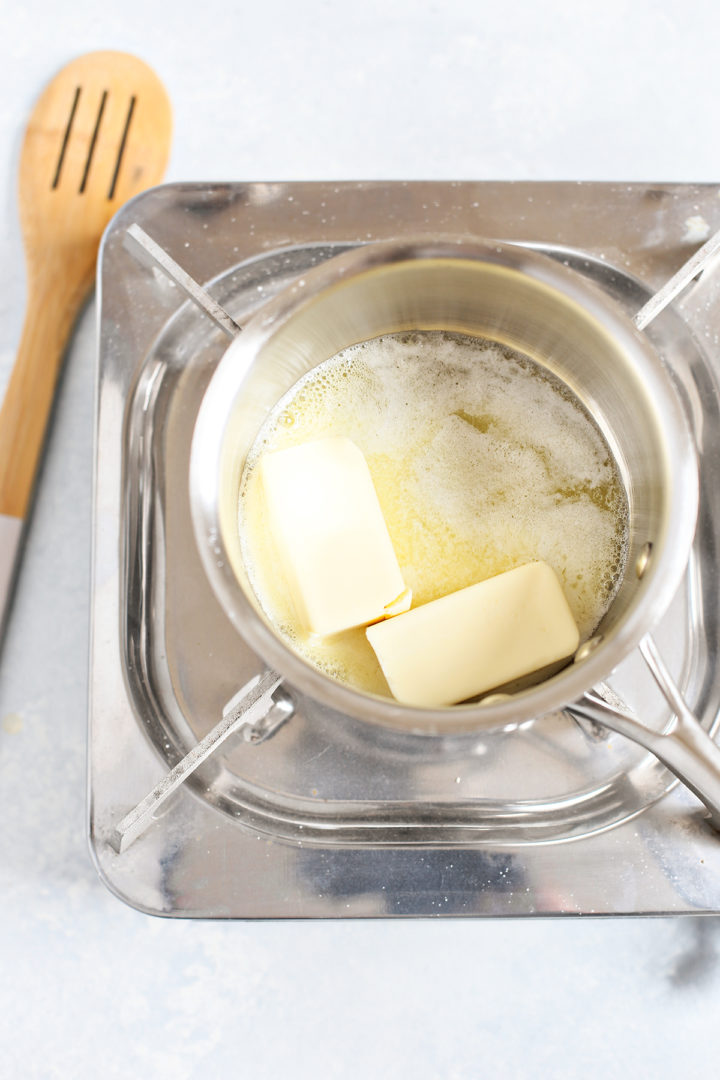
0, 271, 90, 521
652, 712, 720, 830
574, 636, 720, 830
0, 268, 91, 633
638, 635, 720, 829
572, 691, 720, 830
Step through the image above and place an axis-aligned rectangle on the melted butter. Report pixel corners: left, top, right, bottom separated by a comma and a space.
239, 331, 629, 698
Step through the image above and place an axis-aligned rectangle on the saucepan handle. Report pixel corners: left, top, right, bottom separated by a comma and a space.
571, 635, 720, 831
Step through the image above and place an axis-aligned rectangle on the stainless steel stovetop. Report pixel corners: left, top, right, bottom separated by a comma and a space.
89, 180, 720, 917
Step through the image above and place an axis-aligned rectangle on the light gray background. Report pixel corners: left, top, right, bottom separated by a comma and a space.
3, 1, 720, 1076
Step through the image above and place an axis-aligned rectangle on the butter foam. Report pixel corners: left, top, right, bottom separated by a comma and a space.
239, 331, 629, 698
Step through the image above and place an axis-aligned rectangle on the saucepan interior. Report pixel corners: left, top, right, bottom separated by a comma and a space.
189, 239, 698, 736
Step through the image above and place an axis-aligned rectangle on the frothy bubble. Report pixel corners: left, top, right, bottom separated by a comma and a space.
239, 331, 629, 698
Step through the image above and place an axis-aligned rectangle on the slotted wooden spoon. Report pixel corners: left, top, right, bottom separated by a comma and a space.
0, 51, 172, 637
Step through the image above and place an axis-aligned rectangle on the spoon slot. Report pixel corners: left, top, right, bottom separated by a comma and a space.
50, 85, 81, 190
78, 88, 108, 194
108, 95, 136, 200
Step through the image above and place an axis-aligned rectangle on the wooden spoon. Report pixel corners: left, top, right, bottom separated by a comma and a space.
0, 51, 172, 637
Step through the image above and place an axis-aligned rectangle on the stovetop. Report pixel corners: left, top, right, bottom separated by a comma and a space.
89, 180, 720, 917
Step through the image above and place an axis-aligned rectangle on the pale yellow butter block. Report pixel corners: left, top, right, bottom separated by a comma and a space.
259, 436, 410, 635
366, 561, 580, 707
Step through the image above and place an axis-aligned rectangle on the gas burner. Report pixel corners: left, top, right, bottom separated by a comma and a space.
90, 181, 720, 918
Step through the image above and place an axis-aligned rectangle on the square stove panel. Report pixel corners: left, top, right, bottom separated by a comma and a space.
89, 181, 720, 918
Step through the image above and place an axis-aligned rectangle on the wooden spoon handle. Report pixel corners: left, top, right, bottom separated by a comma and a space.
0, 268, 92, 520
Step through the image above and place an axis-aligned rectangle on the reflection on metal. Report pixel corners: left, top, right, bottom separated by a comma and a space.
574, 635, 603, 664
636, 542, 653, 580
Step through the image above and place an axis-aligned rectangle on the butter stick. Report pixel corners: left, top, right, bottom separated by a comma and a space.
366, 561, 580, 707
259, 436, 410, 636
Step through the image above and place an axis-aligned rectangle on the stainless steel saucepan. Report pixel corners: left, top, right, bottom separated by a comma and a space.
189, 238, 699, 741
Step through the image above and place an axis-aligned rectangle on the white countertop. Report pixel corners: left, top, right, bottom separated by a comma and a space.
3, 1, 720, 1075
